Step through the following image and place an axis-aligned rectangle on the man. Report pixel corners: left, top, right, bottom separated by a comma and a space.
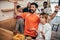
22, 3, 40, 39
41, 1, 52, 15
14, 2, 59, 39
14, 2, 40, 39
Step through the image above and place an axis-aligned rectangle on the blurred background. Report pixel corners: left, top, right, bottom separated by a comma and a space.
0, 0, 60, 40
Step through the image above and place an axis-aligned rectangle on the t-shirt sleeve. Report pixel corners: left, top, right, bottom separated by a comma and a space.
20, 12, 28, 19
38, 16, 40, 24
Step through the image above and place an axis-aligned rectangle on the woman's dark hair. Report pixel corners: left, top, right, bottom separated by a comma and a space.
40, 13, 48, 19
31, 2, 38, 8
16, 5, 21, 9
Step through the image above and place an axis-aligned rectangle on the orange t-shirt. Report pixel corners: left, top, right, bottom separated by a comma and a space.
21, 12, 40, 37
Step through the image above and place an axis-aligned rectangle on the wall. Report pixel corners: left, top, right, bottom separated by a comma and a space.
0, 1, 30, 21
0, 1, 14, 21
0, 0, 46, 21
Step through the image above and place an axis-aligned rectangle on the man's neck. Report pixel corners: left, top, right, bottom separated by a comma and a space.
30, 13, 35, 14
44, 7, 47, 9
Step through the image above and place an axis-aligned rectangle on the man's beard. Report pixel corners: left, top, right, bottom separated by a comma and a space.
29, 9, 35, 13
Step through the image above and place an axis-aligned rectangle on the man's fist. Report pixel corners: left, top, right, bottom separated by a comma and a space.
59, 6, 60, 10
30, 28, 36, 31
55, 5, 59, 11
8, 0, 17, 3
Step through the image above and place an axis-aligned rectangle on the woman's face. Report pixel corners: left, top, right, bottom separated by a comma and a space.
17, 8, 23, 12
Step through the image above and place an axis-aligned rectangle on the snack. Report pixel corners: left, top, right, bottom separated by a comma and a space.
13, 33, 25, 40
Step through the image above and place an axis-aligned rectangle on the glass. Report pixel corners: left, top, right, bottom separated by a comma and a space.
50, 0, 59, 3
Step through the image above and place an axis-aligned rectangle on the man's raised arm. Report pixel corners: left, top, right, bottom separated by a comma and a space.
50, 5, 59, 20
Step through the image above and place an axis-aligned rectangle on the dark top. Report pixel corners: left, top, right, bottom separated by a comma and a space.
23, 7, 29, 12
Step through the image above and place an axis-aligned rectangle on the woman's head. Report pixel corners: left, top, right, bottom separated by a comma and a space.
27, 2, 31, 8
17, 5, 22, 12
40, 13, 48, 24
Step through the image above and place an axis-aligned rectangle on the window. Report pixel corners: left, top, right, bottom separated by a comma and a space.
58, 0, 60, 6
50, 0, 59, 3
50, 0, 60, 16
35, 0, 47, 1
35, 0, 43, 1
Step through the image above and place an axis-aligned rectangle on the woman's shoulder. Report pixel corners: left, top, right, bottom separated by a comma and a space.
44, 23, 51, 29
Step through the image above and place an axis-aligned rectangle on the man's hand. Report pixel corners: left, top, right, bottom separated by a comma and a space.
39, 31, 43, 34
30, 28, 36, 31
14, 0, 17, 3
9, 0, 17, 3
14, 1, 17, 4
13, 0, 18, 6
40, 31, 45, 40
55, 5, 59, 11
59, 6, 60, 10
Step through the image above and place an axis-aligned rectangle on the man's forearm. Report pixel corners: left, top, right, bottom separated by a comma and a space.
50, 10, 58, 20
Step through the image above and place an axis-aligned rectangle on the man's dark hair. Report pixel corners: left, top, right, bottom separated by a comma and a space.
31, 2, 38, 8
16, 5, 21, 9
43, 1, 48, 5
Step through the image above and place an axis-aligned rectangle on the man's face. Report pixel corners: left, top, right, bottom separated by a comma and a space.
43, 3, 47, 8
29, 5, 36, 13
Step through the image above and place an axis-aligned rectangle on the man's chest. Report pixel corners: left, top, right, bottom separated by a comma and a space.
25, 14, 39, 22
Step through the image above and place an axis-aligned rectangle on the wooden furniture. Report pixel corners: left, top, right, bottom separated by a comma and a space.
0, 28, 13, 40
0, 18, 16, 31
